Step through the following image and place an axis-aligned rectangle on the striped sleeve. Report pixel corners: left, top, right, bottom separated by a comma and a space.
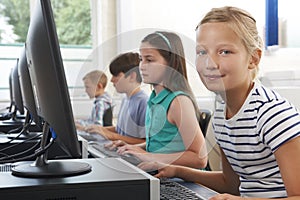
256, 87, 300, 152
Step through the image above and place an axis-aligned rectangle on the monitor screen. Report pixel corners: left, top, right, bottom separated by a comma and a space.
11, 0, 91, 178
11, 59, 25, 115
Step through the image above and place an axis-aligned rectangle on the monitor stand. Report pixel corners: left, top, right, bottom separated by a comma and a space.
12, 157, 92, 178
11, 122, 91, 178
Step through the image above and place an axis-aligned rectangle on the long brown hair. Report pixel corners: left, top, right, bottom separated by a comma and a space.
141, 31, 200, 119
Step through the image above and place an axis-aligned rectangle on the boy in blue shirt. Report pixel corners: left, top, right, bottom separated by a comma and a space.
86, 52, 148, 144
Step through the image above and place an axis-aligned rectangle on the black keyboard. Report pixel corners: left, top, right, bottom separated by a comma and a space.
90, 143, 142, 166
160, 179, 204, 200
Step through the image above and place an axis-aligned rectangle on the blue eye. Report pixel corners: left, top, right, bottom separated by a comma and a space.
196, 50, 207, 56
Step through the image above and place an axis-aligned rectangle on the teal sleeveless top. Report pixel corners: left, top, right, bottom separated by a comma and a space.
145, 89, 187, 153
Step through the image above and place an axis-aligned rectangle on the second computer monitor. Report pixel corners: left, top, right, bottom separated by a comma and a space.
11, 59, 25, 116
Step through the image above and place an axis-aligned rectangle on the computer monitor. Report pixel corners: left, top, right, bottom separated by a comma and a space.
11, 59, 25, 116
9, 47, 43, 138
11, 0, 91, 178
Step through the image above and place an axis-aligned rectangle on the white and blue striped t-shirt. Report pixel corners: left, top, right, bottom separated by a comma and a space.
213, 82, 300, 198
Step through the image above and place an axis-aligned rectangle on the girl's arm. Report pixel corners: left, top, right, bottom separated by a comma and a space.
123, 95, 207, 168
140, 148, 240, 195
119, 95, 207, 168
86, 125, 145, 144
208, 138, 300, 199
108, 134, 145, 145
275, 136, 300, 197
167, 95, 207, 168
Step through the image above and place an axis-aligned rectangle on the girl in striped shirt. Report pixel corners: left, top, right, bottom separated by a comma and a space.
141, 6, 300, 199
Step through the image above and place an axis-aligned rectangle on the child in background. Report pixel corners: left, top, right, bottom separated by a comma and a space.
76, 70, 113, 130
86, 52, 148, 144
109, 31, 207, 169
141, 6, 300, 199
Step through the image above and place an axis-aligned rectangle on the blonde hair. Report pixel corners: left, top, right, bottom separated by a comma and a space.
83, 70, 108, 88
196, 6, 263, 78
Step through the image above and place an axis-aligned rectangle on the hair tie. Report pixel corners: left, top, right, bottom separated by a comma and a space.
155, 32, 171, 50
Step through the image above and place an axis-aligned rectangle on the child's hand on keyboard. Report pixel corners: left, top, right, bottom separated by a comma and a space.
117, 144, 149, 161
85, 124, 102, 134
104, 140, 127, 150
86, 125, 109, 138
138, 161, 177, 179
86, 125, 118, 141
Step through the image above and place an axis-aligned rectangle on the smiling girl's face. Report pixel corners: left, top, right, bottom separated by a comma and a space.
195, 22, 252, 94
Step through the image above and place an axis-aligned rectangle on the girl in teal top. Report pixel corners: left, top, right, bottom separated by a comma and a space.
112, 31, 207, 169
146, 89, 186, 153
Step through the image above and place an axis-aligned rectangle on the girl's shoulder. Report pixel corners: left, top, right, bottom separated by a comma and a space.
169, 91, 194, 110
251, 82, 290, 106
252, 83, 299, 119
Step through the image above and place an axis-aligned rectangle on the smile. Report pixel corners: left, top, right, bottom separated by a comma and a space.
205, 74, 224, 80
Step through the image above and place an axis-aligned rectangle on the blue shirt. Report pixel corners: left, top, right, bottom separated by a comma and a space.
116, 90, 148, 138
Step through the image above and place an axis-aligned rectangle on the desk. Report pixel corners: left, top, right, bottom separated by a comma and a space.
79, 131, 219, 199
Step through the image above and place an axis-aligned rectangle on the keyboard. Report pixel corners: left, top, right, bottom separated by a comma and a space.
77, 130, 106, 142
89, 142, 142, 166
160, 179, 205, 200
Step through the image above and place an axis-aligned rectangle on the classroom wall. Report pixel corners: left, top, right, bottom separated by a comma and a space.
1, 0, 300, 119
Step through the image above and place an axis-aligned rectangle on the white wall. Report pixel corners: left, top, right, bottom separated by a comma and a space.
116, 0, 300, 111
260, 48, 300, 110
2, 0, 300, 117
117, 0, 265, 41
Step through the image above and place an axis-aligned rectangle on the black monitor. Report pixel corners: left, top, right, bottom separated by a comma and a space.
11, 0, 91, 178
11, 59, 25, 117
8, 47, 43, 138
